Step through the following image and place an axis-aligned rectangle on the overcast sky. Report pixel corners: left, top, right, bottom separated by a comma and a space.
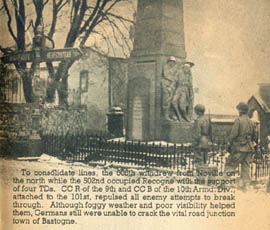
183, 0, 270, 114
1, 0, 270, 115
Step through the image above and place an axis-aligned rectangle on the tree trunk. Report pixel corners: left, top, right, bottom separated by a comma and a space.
46, 60, 74, 106
21, 73, 33, 103
58, 74, 69, 107
15, 62, 33, 103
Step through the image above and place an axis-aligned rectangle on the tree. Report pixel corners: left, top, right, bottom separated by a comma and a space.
0, 0, 134, 105
0, 63, 8, 102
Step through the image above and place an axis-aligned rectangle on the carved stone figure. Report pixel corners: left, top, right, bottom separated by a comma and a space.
176, 62, 194, 122
162, 56, 179, 120
162, 58, 194, 122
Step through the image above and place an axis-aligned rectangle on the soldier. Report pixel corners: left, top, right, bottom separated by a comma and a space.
172, 61, 194, 122
193, 104, 211, 167
162, 56, 180, 120
225, 102, 257, 190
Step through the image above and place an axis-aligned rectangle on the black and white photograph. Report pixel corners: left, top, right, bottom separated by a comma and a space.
0, 0, 270, 229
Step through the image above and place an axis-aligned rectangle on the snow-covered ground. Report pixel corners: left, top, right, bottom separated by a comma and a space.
0, 156, 269, 230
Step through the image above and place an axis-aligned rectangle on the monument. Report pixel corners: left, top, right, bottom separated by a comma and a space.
126, 0, 194, 142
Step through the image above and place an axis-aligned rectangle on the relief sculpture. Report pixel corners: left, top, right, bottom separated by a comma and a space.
162, 56, 194, 122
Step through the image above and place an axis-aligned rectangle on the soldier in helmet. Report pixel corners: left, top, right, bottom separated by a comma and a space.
162, 56, 180, 120
225, 102, 257, 190
162, 58, 194, 122
172, 61, 194, 122
193, 104, 211, 167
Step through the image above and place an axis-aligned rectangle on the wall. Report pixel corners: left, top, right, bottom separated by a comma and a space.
0, 103, 40, 155
248, 97, 270, 147
0, 68, 25, 104
68, 49, 109, 131
108, 57, 128, 113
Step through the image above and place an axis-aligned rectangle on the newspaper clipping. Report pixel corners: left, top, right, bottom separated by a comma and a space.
0, 0, 270, 230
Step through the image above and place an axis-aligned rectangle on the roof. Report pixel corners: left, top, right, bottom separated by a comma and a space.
248, 94, 270, 113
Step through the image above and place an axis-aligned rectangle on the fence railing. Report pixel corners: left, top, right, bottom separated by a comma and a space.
42, 133, 270, 181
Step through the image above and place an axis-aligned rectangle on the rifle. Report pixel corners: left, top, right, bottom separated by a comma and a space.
208, 110, 213, 143
267, 175, 270, 193
253, 121, 261, 160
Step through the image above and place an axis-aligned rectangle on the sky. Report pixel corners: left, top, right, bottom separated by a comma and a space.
183, 0, 270, 114
1, 0, 270, 115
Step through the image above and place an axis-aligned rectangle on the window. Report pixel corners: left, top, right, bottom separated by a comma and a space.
80, 70, 88, 92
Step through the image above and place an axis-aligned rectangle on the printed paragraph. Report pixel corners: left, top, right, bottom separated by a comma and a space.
11, 167, 237, 226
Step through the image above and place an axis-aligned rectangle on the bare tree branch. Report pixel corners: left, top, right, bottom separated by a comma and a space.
65, 0, 87, 47
104, 15, 131, 56
48, 0, 68, 39
43, 0, 49, 7
79, 0, 101, 34
0, 44, 14, 54
3, 0, 18, 44
106, 10, 134, 24
1, 0, 134, 105
79, 0, 112, 47
32, 0, 48, 30
93, 27, 115, 56
15, 0, 26, 50
58, 0, 69, 11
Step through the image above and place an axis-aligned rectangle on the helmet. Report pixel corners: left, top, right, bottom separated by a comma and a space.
167, 56, 176, 62
183, 61, 195, 68
194, 104, 205, 115
236, 102, 249, 114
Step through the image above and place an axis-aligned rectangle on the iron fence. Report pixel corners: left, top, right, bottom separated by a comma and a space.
42, 133, 270, 181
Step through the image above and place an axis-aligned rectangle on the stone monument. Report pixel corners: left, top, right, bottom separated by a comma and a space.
126, 0, 194, 142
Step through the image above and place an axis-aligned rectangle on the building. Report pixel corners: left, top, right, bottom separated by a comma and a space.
1, 48, 128, 132
68, 48, 128, 131
0, 67, 25, 104
248, 83, 270, 148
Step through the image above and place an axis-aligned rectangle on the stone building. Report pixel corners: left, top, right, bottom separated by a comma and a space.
1, 48, 128, 132
68, 48, 128, 131
248, 83, 270, 148
0, 68, 25, 104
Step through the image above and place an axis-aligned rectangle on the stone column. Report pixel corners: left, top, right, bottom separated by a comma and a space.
28, 25, 45, 155
132, 0, 186, 58
127, 0, 191, 141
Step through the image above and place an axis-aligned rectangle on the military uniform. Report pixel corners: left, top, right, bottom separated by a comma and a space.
162, 59, 194, 122
173, 64, 194, 122
225, 103, 257, 185
162, 58, 179, 120
193, 105, 211, 166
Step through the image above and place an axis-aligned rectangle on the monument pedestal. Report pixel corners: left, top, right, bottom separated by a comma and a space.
126, 0, 190, 142
161, 120, 194, 143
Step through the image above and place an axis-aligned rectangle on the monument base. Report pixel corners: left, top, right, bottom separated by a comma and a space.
161, 120, 194, 143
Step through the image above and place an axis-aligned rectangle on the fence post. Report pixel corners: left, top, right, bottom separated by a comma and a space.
144, 143, 147, 168
51, 133, 54, 156
173, 144, 176, 169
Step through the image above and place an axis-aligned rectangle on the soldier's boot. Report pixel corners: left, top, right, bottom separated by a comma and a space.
162, 106, 171, 120
178, 102, 190, 122
164, 113, 171, 120
172, 101, 184, 122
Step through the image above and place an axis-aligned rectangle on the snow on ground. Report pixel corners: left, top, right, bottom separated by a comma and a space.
0, 156, 270, 230
108, 137, 192, 146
